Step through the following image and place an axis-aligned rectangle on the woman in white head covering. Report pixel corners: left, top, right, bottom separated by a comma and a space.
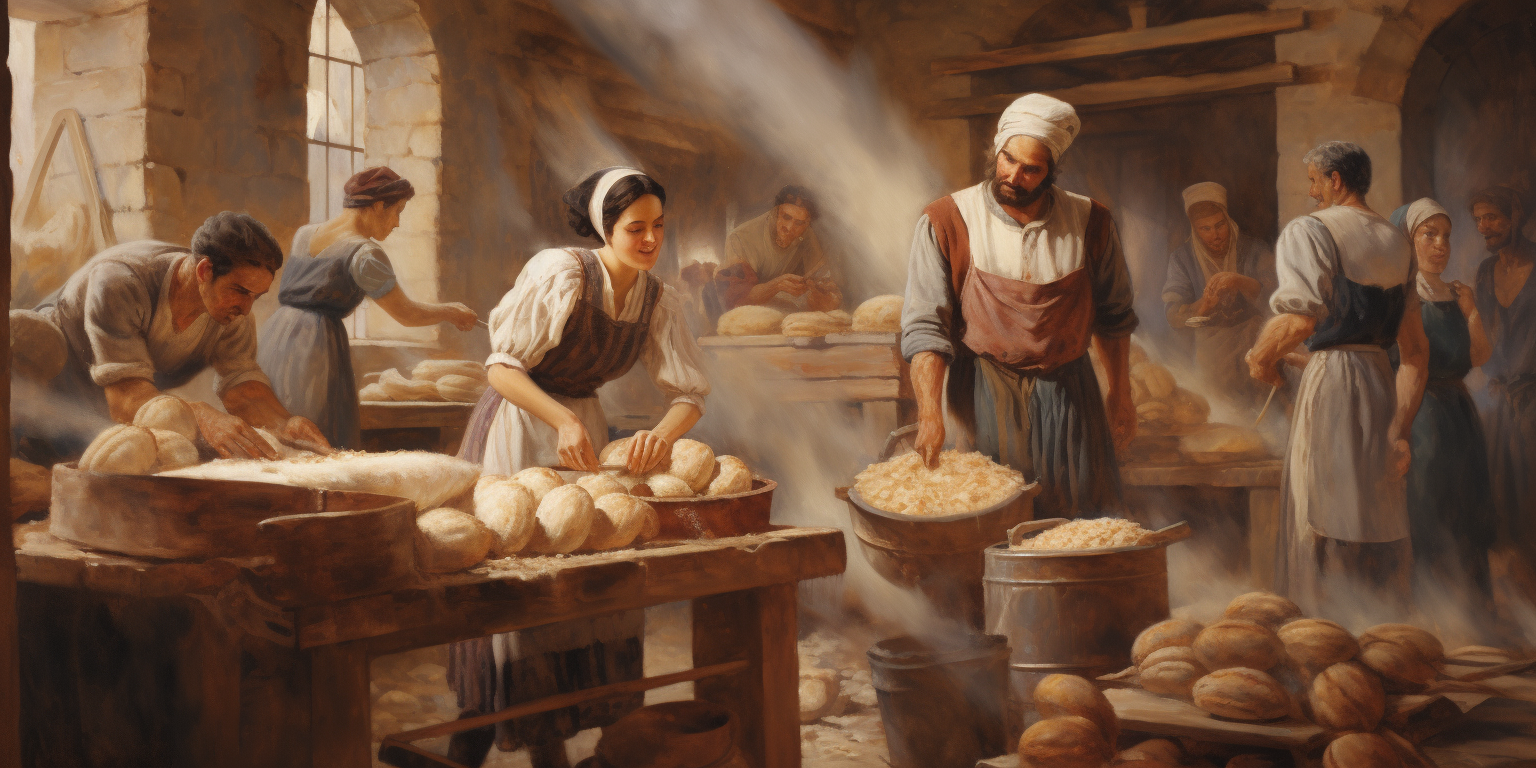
448, 167, 710, 767
1388, 198, 1496, 607
1161, 182, 1277, 410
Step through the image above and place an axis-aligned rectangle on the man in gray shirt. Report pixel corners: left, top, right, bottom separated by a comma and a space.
29, 212, 330, 460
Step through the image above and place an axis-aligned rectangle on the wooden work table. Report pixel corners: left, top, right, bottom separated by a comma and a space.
358, 401, 475, 453
1120, 457, 1283, 588
14, 522, 846, 767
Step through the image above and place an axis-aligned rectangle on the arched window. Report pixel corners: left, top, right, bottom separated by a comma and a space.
307, 0, 370, 335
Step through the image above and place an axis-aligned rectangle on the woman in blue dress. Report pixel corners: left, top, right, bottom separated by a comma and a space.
1390, 198, 1495, 597
258, 167, 478, 448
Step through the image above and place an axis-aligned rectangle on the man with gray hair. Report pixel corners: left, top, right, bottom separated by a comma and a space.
1245, 141, 1430, 617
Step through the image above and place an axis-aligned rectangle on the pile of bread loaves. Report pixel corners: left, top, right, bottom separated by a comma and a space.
715, 294, 903, 337
360, 359, 489, 403
1095, 590, 1466, 767
596, 437, 755, 499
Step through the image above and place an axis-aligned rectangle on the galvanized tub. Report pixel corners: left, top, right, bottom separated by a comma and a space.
867, 633, 1010, 768
983, 519, 1189, 729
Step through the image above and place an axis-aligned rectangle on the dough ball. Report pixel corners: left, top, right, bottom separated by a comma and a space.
79, 424, 158, 475
851, 295, 903, 333
133, 395, 199, 441
150, 429, 200, 471
474, 478, 537, 556
511, 467, 565, 503
577, 473, 628, 501
414, 508, 494, 573
665, 439, 716, 492
599, 437, 633, 466
706, 455, 753, 496
781, 311, 851, 337
646, 474, 695, 498
608, 472, 650, 492
526, 485, 595, 554
717, 305, 785, 336
585, 494, 656, 550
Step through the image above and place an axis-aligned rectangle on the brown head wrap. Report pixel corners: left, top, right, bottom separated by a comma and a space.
343, 167, 416, 209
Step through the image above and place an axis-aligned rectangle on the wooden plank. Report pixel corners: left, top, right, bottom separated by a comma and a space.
703, 345, 901, 380
1104, 687, 1327, 751
824, 331, 897, 345
309, 644, 372, 768
931, 8, 1307, 75
776, 377, 901, 403
358, 401, 475, 430
1120, 459, 1282, 488
696, 334, 793, 348
1248, 488, 1281, 591
924, 63, 1298, 119
694, 583, 802, 768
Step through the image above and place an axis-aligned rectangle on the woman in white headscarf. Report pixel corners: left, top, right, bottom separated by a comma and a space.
1162, 182, 1277, 410
447, 167, 709, 768
1389, 198, 1495, 603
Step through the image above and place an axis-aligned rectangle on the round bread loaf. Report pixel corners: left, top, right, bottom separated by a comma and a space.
151, 429, 200, 471
511, 467, 564, 503
1141, 659, 1205, 699
586, 494, 655, 550
576, 473, 629, 501
1194, 620, 1284, 672
412, 359, 487, 382
607, 471, 648, 491
359, 383, 393, 401
473, 478, 537, 556
600, 437, 633, 466
1191, 667, 1289, 721
1360, 624, 1443, 666
134, 395, 200, 442
1133, 362, 1177, 400
717, 305, 785, 336
1310, 661, 1385, 733
1018, 716, 1114, 768
1032, 674, 1118, 746
80, 424, 159, 475
666, 439, 716, 492
414, 508, 494, 572
851, 294, 903, 333
1223, 592, 1303, 629
1118, 739, 1182, 764
646, 474, 695, 498
706, 455, 753, 496
1141, 645, 1201, 672
1279, 618, 1359, 674
1132, 618, 1205, 666
525, 485, 595, 554
638, 502, 661, 541
781, 311, 851, 337
436, 374, 486, 403
1359, 636, 1439, 694
1323, 733, 1402, 768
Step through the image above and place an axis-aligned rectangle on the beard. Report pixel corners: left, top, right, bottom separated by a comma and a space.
1484, 231, 1513, 253
992, 170, 1055, 209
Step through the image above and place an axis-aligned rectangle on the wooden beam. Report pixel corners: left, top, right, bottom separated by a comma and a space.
923, 63, 1297, 119
930, 8, 1306, 76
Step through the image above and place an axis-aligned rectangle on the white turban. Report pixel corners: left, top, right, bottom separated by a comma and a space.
1182, 182, 1228, 214
993, 93, 1080, 161
1401, 197, 1450, 239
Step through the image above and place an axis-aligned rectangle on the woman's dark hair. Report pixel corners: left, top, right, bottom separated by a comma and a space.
563, 169, 667, 240
343, 166, 416, 209
191, 212, 284, 277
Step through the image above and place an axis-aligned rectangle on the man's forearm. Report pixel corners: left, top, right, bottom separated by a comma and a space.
911, 351, 947, 423
1250, 313, 1315, 368
220, 380, 294, 431
1092, 334, 1131, 395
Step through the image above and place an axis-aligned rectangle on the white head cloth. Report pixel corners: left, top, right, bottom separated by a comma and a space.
1182, 182, 1228, 215
1402, 197, 1450, 239
589, 167, 644, 245
993, 93, 1081, 161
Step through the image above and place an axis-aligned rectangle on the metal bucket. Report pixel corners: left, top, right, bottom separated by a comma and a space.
867, 634, 1010, 768
983, 536, 1174, 730
841, 484, 1040, 627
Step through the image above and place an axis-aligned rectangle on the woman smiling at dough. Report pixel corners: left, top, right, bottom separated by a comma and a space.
448, 167, 708, 767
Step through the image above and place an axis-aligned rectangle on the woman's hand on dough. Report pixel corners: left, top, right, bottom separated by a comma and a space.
626, 430, 671, 474
556, 416, 599, 471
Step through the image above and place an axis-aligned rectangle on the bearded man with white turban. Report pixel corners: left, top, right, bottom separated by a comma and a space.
1163, 182, 1277, 410
902, 94, 1137, 518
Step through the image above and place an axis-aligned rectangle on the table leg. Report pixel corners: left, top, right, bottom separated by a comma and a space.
693, 583, 800, 768
309, 643, 373, 768
1249, 488, 1282, 590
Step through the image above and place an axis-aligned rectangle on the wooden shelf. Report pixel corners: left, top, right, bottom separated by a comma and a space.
924, 63, 1298, 118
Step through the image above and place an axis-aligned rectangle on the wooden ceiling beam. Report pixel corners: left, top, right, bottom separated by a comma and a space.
930, 8, 1307, 76
923, 62, 1298, 119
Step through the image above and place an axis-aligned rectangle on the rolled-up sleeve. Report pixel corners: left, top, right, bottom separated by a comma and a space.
1269, 216, 1335, 319
900, 214, 956, 362
83, 263, 157, 387
210, 317, 271, 393
350, 244, 399, 300
1091, 216, 1138, 338
640, 284, 710, 414
484, 250, 584, 371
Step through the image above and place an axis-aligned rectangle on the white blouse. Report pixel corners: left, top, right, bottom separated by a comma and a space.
485, 248, 710, 412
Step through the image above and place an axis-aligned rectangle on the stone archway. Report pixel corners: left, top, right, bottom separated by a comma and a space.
1353, 0, 1483, 106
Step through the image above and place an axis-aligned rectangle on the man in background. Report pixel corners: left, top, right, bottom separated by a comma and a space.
1163, 182, 1276, 410
712, 185, 842, 312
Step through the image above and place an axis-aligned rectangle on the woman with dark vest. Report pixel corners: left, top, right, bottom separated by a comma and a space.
448, 167, 709, 767
258, 167, 478, 448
